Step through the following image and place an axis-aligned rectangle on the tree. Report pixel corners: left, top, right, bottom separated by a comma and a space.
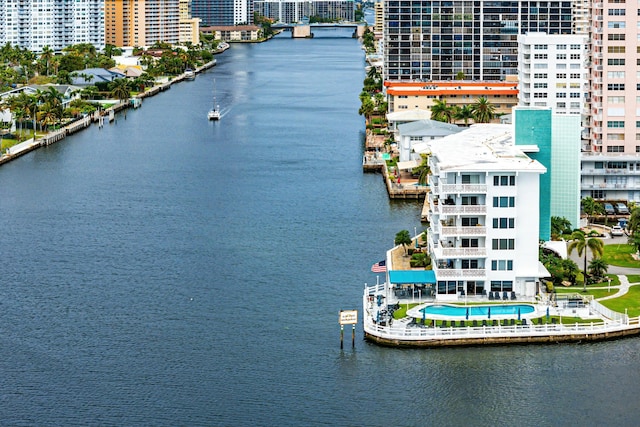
109, 78, 131, 104
430, 99, 455, 123
551, 216, 572, 238
581, 196, 604, 225
411, 154, 431, 186
395, 230, 413, 256
39, 45, 55, 76
588, 258, 609, 281
455, 71, 466, 80
454, 104, 474, 126
567, 231, 604, 291
471, 96, 496, 123
627, 232, 640, 254
628, 205, 640, 236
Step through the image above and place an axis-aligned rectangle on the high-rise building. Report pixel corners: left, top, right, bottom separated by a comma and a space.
517, 32, 588, 117
383, 0, 573, 82
105, 0, 181, 47
580, 0, 640, 201
253, 0, 354, 24
192, 0, 253, 26
0, 0, 104, 52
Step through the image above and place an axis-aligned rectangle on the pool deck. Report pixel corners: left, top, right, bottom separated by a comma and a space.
362, 283, 640, 347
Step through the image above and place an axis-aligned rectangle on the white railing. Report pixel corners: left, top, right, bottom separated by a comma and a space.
363, 315, 638, 342
440, 225, 486, 236
432, 266, 486, 278
432, 246, 487, 258
440, 183, 487, 194
441, 205, 486, 215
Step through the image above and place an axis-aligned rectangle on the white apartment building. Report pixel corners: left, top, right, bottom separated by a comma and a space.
426, 125, 547, 300
0, 0, 104, 52
517, 32, 588, 117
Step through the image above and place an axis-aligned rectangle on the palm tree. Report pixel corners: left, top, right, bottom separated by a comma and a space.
109, 78, 131, 104
411, 154, 431, 186
471, 96, 496, 123
627, 232, 640, 254
567, 230, 604, 291
628, 205, 640, 236
588, 258, 609, 281
581, 196, 604, 225
454, 104, 474, 126
39, 45, 55, 76
430, 99, 455, 123
37, 103, 57, 132
395, 230, 413, 256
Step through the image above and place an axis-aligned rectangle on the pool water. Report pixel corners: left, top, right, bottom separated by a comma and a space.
422, 304, 535, 317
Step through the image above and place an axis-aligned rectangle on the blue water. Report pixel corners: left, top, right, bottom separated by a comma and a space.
423, 304, 535, 317
1, 29, 640, 426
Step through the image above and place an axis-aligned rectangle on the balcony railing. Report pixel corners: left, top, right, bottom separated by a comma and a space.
440, 183, 487, 194
432, 266, 486, 278
440, 205, 487, 215
439, 225, 487, 236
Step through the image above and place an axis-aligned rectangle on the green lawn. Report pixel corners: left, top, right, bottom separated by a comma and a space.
627, 274, 640, 283
599, 285, 640, 317
603, 243, 640, 268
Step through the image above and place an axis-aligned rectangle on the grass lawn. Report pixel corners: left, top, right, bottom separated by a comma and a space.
599, 285, 640, 317
627, 274, 640, 283
555, 287, 617, 299
603, 243, 640, 268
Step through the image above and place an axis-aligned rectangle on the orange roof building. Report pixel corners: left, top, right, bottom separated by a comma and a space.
385, 80, 519, 122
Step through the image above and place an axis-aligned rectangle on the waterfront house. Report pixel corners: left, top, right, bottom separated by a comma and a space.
396, 119, 461, 163
70, 68, 126, 87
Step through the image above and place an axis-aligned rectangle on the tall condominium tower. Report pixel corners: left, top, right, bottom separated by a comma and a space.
517, 32, 588, 116
0, 0, 104, 52
192, 0, 253, 26
383, 0, 573, 82
105, 0, 180, 47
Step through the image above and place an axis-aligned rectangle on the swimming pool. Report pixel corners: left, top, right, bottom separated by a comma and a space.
421, 304, 535, 318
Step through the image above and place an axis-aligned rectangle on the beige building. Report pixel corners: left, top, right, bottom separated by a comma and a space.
180, 0, 201, 45
105, 0, 180, 47
385, 81, 519, 120
200, 26, 262, 42
373, 1, 383, 36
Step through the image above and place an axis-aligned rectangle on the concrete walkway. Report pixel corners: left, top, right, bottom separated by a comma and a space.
597, 275, 631, 301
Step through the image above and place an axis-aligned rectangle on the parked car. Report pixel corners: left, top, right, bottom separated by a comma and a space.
611, 225, 624, 237
615, 202, 629, 215
603, 203, 615, 215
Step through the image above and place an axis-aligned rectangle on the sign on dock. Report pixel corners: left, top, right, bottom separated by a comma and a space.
339, 310, 358, 325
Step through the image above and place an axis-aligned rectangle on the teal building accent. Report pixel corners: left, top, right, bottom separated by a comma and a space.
513, 107, 581, 241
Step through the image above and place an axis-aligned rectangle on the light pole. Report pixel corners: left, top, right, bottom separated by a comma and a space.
608, 277, 611, 292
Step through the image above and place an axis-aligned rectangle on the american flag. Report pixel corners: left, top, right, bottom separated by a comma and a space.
371, 260, 387, 273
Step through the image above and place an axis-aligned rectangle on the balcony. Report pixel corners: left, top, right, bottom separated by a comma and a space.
440, 183, 487, 194
440, 204, 487, 215
432, 265, 487, 279
439, 225, 487, 237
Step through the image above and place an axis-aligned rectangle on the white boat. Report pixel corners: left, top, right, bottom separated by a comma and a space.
208, 81, 221, 120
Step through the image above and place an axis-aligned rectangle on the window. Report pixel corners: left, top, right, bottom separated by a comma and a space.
556, 53, 566, 59
607, 145, 625, 152
534, 92, 548, 98
462, 260, 479, 269
493, 196, 515, 207
533, 63, 548, 69
534, 53, 548, 59
491, 260, 513, 271
608, 33, 626, 40
461, 238, 479, 248
608, 21, 626, 28
608, 58, 626, 65
534, 82, 548, 88
608, 121, 625, 128
608, 46, 626, 53
556, 102, 566, 108
609, 8, 626, 14
492, 239, 515, 250
571, 44, 581, 49
534, 73, 548, 78
461, 174, 480, 184
534, 44, 548, 49
557, 44, 566, 49
608, 71, 625, 78
558, 92, 567, 98
492, 217, 515, 228
493, 175, 515, 186
461, 217, 479, 226
608, 84, 625, 90
608, 96, 625, 103
607, 134, 625, 140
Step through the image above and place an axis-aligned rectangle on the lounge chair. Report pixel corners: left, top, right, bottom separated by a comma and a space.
459, 320, 465, 327
450, 320, 457, 327
494, 291, 501, 300
482, 320, 487, 326
482, 289, 487, 298
511, 291, 516, 300
473, 320, 478, 327
460, 289, 465, 296
522, 319, 528, 327
441, 320, 447, 328
503, 291, 508, 300
492, 320, 498, 326
510, 319, 516, 326
488, 292, 494, 300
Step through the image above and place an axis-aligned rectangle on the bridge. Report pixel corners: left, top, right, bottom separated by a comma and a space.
272, 22, 366, 38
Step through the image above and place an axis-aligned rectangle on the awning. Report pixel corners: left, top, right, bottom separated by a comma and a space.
389, 270, 436, 284
396, 159, 421, 170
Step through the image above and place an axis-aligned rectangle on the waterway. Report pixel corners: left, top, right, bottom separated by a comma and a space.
1, 29, 639, 426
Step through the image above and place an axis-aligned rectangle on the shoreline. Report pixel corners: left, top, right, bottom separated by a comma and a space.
0, 50, 225, 167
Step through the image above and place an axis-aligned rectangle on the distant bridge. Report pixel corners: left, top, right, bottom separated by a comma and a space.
272, 22, 366, 38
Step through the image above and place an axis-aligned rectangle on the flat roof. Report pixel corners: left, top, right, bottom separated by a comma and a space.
430, 124, 547, 173
389, 270, 436, 284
